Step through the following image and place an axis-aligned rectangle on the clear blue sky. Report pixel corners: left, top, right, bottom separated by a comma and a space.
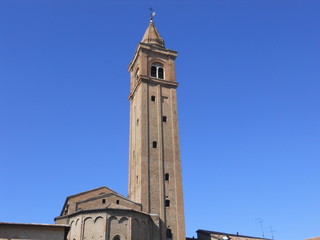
0, 1, 319, 240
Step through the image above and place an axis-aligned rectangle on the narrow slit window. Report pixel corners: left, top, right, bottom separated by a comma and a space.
165, 173, 169, 181
102, 199, 106, 204
151, 95, 156, 102
162, 116, 167, 122
165, 200, 170, 207
152, 141, 157, 148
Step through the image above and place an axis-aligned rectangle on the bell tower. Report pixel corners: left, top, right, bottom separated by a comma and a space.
128, 18, 186, 240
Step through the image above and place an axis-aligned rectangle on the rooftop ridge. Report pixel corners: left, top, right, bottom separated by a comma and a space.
197, 229, 272, 240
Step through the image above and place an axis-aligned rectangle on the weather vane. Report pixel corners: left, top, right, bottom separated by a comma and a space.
149, 7, 156, 22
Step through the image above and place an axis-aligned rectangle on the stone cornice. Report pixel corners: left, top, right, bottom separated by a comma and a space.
128, 42, 177, 72
139, 42, 177, 56
128, 76, 178, 100
76, 192, 141, 207
54, 207, 154, 221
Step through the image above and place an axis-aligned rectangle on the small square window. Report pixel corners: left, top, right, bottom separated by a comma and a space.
162, 116, 167, 122
151, 96, 156, 101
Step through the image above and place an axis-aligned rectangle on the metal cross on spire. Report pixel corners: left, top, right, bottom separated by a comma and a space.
149, 7, 156, 22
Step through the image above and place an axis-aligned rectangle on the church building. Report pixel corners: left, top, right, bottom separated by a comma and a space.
54, 16, 185, 240
0, 16, 271, 240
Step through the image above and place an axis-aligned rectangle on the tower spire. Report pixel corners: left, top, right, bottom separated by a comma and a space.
141, 11, 165, 47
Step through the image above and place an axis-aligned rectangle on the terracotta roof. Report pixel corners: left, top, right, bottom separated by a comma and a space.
54, 207, 156, 222
197, 229, 271, 240
64, 186, 124, 199
59, 186, 132, 216
106, 203, 132, 210
0, 222, 69, 228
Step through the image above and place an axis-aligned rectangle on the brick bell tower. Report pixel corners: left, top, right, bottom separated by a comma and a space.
128, 16, 186, 240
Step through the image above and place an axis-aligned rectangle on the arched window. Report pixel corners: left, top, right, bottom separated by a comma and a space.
151, 64, 164, 79
113, 235, 120, 240
158, 67, 164, 79
151, 66, 157, 77
166, 229, 173, 238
